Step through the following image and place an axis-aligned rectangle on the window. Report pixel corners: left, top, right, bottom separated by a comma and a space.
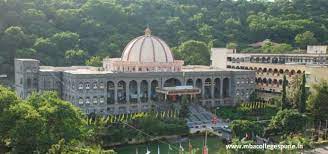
78, 83, 83, 89
86, 83, 90, 89
86, 97, 90, 104
79, 98, 83, 104
99, 82, 104, 89
100, 96, 104, 103
93, 96, 98, 104
93, 82, 97, 89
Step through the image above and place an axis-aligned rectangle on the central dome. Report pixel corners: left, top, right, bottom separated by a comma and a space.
121, 28, 174, 63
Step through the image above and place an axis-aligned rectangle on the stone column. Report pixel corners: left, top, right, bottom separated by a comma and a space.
126, 80, 130, 103
202, 79, 205, 98
229, 78, 232, 97
147, 80, 151, 102
211, 78, 214, 99
137, 81, 141, 103
114, 82, 118, 104
220, 78, 223, 98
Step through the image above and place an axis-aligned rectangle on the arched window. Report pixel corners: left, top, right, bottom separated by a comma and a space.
79, 97, 84, 104
93, 82, 98, 89
93, 96, 98, 104
78, 82, 83, 89
85, 82, 90, 90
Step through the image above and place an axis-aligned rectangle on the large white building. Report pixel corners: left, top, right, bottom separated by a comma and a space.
211, 46, 328, 102
15, 28, 255, 115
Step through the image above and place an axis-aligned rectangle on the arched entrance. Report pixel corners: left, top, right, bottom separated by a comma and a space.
204, 78, 212, 99
186, 79, 193, 86
196, 79, 202, 98
164, 78, 181, 87
107, 81, 115, 104
223, 78, 230, 98
129, 80, 138, 103
140, 80, 148, 103
214, 78, 220, 98
151, 80, 159, 101
117, 80, 126, 104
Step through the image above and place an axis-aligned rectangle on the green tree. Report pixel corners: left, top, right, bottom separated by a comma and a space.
0, 87, 89, 153
226, 42, 238, 49
230, 120, 261, 139
48, 139, 117, 154
33, 37, 58, 65
0, 26, 29, 76
174, 40, 210, 65
307, 80, 328, 121
281, 75, 288, 110
0, 86, 20, 143
50, 32, 80, 51
272, 43, 293, 53
295, 31, 317, 49
86, 56, 102, 67
179, 95, 189, 118
298, 73, 307, 113
288, 75, 302, 108
65, 49, 88, 65
265, 109, 306, 136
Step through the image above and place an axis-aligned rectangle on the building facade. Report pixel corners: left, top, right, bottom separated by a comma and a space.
15, 28, 255, 115
211, 46, 328, 102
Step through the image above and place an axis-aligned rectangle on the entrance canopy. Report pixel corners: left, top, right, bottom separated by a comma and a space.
156, 86, 201, 95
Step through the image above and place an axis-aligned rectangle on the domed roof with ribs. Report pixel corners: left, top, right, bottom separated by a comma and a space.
121, 27, 174, 63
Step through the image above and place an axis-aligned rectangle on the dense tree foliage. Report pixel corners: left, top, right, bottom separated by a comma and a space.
216, 103, 278, 121
307, 80, 328, 122
179, 95, 190, 118
264, 109, 306, 136
0, 0, 327, 77
295, 31, 317, 49
299, 73, 307, 113
281, 75, 289, 110
230, 120, 261, 139
173, 40, 210, 65
0, 86, 111, 153
48, 139, 117, 154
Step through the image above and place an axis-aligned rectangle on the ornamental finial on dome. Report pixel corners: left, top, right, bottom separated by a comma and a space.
144, 26, 151, 36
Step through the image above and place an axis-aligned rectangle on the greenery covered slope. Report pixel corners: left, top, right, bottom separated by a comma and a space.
0, 0, 327, 77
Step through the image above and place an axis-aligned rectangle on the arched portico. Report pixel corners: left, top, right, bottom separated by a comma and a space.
107, 81, 115, 104
140, 80, 148, 103
117, 80, 126, 104
223, 78, 230, 98
164, 78, 181, 87
129, 80, 138, 103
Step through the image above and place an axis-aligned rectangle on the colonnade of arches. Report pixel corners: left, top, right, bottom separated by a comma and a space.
105, 77, 231, 104
230, 56, 322, 64
230, 66, 304, 77
255, 77, 289, 88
